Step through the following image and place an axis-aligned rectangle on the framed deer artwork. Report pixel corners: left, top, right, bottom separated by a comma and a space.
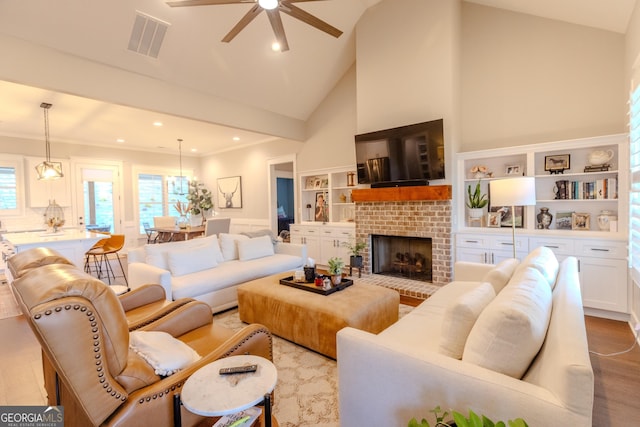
217, 176, 242, 208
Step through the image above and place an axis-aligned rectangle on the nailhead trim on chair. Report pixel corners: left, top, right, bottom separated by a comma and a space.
35, 303, 128, 404
221, 326, 274, 361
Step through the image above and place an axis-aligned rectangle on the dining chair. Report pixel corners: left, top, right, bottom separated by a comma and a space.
204, 217, 231, 237
153, 216, 176, 243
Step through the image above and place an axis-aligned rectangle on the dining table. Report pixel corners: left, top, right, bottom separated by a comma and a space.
150, 225, 205, 242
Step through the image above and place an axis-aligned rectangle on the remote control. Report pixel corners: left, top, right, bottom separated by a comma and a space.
219, 364, 258, 375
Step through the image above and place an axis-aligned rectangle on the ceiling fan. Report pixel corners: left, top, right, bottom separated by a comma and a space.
165, 0, 343, 52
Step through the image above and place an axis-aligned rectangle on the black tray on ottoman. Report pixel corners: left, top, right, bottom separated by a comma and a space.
279, 276, 353, 295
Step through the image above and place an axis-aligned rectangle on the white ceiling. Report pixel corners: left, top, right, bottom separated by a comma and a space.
0, 0, 636, 156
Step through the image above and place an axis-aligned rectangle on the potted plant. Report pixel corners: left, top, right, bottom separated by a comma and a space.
466, 180, 488, 218
409, 406, 528, 427
186, 180, 214, 225
342, 239, 367, 268
327, 257, 345, 285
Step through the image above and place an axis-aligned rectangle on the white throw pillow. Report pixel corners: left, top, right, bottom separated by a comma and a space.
462, 267, 553, 379
219, 233, 250, 261
516, 246, 559, 289
129, 331, 201, 376
144, 235, 223, 269
482, 258, 520, 294
237, 235, 276, 261
439, 282, 496, 359
167, 243, 219, 276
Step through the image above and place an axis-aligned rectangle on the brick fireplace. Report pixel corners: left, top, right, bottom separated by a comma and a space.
352, 186, 452, 290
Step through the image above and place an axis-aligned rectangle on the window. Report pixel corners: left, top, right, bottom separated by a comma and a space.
136, 170, 190, 233
629, 63, 640, 281
0, 156, 24, 216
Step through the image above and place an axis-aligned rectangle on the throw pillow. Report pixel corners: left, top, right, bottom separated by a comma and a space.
167, 243, 219, 276
462, 267, 553, 379
237, 235, 276, 261
516, 246, 559, 289
219, 233, 250, 261
129, 330, 201, 376
240, 229, 278, 244
439, 282, 496, 359
482, 258, 520, 294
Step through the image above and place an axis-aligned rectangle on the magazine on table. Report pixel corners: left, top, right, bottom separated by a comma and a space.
212, 406, 262, 427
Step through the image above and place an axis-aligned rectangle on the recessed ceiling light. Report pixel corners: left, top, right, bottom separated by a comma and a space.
271, 42, 281, 52
116, 138, 125, 143
153, 121, 163, 127
191, 148, 197, 152
233, 136, 240, 141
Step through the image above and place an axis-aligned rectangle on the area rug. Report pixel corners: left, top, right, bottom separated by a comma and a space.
214, 304, 414, 427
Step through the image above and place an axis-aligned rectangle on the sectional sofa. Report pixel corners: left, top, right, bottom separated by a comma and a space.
128, 233, 307, 312
337, 247, 594, 426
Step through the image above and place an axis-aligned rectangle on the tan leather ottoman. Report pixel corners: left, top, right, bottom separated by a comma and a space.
237, 273, 399, 359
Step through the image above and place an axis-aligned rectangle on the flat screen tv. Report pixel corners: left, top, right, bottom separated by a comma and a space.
354, 119, 445, 187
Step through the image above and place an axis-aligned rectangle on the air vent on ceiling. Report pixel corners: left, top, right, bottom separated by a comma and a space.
128, 12, 170, 58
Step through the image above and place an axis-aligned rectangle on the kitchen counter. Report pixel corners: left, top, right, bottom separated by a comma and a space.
2, 229, 104, 277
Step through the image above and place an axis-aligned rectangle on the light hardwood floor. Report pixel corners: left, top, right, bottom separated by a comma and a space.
1, 312, 639, 426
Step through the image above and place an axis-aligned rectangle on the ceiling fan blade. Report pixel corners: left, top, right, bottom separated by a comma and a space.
280, 1, 342, 38
166, 0, 253, 7
266, 9, 290, 51
221, 4, 263, 43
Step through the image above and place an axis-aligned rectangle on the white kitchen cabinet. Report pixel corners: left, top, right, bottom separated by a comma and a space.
290, 224, 321, 262
25, 156, 71, 207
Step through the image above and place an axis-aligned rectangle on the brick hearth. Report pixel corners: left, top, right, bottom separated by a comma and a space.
352, 186, 452, 299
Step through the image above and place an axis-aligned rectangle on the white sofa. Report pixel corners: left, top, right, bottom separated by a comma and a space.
337, 247, 594, 426
128, 233, 307, 313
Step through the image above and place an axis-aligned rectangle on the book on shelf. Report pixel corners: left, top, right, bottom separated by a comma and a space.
584, 164, 611, 172
554, 177, 617, 200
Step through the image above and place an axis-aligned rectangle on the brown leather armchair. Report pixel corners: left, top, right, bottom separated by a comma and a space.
12, 263, 273, 427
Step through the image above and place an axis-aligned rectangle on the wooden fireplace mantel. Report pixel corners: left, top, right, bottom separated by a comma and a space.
351, 185, 452, 202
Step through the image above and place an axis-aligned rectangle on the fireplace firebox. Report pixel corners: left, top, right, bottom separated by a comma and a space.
370, 234, 432, 282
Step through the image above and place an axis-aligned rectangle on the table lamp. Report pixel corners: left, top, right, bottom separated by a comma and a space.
489, 176, 536, 258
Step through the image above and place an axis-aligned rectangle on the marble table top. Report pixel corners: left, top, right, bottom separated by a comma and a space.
181, 355, 277, 417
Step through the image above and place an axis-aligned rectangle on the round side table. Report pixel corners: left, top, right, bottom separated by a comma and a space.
181, 355, 278, 427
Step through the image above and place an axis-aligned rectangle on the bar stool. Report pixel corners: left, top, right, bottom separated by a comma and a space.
100, 234, 129, 294
84, 233, 110, 278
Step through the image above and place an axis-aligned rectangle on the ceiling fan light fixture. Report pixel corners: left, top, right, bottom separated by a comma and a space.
258, 0, 278, 10
36, 102, 63, 180
271, 41, 281, 51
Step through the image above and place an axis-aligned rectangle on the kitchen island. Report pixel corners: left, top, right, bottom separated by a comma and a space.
1, 229, 104, 281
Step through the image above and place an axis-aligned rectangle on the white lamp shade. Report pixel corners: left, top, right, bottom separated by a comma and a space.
490, 177, 536, 206
258, 0, 278, 10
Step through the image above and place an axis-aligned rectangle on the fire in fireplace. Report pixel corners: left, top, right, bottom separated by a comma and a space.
370, 234, 432, 282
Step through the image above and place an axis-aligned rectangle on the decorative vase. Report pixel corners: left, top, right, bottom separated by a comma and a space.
331, 274, 342, 285
468, 208, 484, 219
597, 210, 616, 231
177, 215, 189, 229
536, 207, 553, 229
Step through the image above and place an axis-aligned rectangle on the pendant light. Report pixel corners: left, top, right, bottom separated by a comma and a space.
35, 102, 64, 180
178, 138, 185, 195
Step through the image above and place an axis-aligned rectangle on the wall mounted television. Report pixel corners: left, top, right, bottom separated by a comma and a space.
354, 119, 445, 187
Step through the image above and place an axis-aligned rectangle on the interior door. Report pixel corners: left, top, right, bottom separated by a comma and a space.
73, 161, 123, 233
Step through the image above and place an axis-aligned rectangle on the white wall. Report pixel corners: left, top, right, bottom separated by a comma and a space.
355, 0, 461, 184
461, 3, 626, 150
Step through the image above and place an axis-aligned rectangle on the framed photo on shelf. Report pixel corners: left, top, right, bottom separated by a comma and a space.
571, 212, 590, 230
555, 211, 573, 229
489, 206, 523, 228
314, 192, 328, 222
505, 164, 522, 175
305, 176, 316, 190
544, 154, 570, 173
487, 212, 501, 228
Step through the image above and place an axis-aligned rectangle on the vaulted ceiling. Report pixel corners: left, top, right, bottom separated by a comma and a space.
0, 0, 636, 156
